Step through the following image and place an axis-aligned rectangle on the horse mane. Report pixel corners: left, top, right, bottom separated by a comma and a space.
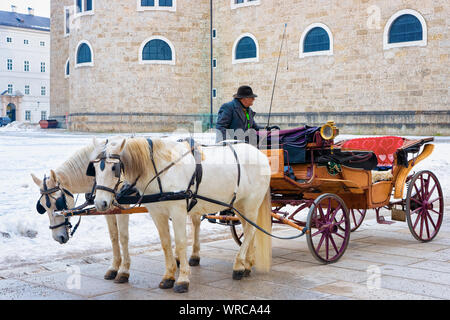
118, 137, 179, 180
55, 143, 96, 191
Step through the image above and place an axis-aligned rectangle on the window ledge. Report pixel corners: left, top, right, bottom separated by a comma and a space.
231, 0, 261, 10
139, 60, 175, 65
383, 40, 427, 50
232, 57, 259, 64
75, 62, 94, 68
74, 10, 95, 19
299, 50, 333, 58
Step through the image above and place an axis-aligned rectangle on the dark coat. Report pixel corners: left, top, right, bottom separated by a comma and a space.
215, 98, 262, 142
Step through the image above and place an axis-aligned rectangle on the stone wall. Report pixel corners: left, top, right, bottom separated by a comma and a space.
51, 0, 449, 134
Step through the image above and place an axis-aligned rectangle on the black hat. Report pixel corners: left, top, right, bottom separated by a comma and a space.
233, 85, 258, 99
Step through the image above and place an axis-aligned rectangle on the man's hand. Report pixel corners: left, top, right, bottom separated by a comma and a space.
265, 125, 280, 131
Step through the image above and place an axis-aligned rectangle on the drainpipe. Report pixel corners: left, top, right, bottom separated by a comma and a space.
209, 0, 213, 130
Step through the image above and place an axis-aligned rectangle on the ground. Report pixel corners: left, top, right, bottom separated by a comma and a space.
0, 123, 449, 300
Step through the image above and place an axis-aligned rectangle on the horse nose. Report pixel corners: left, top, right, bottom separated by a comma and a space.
102, 201, 108, 210
60, 235, 68, 244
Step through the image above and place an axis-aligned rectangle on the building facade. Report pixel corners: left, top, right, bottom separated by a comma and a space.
51, 0, 449, 134
0, 6, 50, 124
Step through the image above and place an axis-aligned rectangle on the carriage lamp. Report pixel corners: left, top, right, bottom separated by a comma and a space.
320, 121, 339, 140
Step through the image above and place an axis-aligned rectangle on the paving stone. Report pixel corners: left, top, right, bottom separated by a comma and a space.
271, 260, 369, 283
19, 271, 127, 298
407, 260, 450, 273
0, 278, 85, 300
149, 281, 259, 300
312, 280, 434, 300
378, 264, 450, 286
344, 249, 424, 266
92, 287, 170, 300
359, 244, 450, 261
209, 277, 330, 300
371, 275, 450, 299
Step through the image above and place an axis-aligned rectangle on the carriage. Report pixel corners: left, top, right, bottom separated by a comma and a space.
49, 122, 444, 267
204, 122, 443, 263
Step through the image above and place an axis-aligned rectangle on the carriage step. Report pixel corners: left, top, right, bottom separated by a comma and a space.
391, 208, 406, 222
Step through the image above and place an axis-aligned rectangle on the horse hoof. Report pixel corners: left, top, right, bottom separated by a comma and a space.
189, 257, 200, 266
244, 269, 251, 277
159, 278, 175, 289
104, 270, 118, 280
174, 282, 189, 293
114, 273, 129, 283
232, 270, 245, 280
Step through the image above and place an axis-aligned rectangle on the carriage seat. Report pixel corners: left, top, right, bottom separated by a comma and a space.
258, 126, 320, 164
338, 136, 405, 168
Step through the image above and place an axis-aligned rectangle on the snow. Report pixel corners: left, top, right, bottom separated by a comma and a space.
0, 126, 449, 268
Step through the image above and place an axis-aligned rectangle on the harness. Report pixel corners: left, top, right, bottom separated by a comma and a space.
36, 175, 81, 235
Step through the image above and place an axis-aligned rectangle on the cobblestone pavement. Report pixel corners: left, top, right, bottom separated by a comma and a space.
1, 210, 449, 300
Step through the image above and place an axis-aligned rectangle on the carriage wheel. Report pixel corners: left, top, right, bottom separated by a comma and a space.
338, 209, 367, 232
230, 223, 244, 246
406, 170, 444, 242
307, 193, 351, 264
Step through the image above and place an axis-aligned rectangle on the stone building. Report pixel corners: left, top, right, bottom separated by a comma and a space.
0, 6, 50, 123
51, 0, 449, 135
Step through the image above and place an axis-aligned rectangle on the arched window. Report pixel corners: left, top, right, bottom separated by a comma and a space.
384, 9, 427, 50
65, 59, 70, 78
300, 23, 333, 58
232, 33, 259, 64
139, 36, 175, 65
76, 41, 94, 67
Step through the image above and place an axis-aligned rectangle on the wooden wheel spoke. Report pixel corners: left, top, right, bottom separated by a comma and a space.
413, 184, 423, 201
426, 184, 437, 201
423, 212, 431, 239
312, 228, 325, 238
330, 204, 342, 223
413, 210, 421, 229
419, 213, 424, 238
316, 233, 326, 252
325, 235, 329, 261
425, 211, 437, 229
411, 197, 422, 205
429, 197, 442, 204
429, 209, 443, 216
411, 207, 422, 215
329, 234, 340, 256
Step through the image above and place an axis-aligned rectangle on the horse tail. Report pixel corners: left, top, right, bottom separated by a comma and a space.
255, 186, 272, 273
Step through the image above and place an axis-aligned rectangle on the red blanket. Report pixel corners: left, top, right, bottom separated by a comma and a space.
341, 136, 405, 166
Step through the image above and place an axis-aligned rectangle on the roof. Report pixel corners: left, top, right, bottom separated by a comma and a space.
0, 10, 50, 32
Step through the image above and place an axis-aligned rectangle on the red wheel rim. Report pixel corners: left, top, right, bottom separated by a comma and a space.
406, 171, 444, 242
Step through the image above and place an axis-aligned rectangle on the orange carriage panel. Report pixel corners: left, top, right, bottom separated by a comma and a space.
370, 181, 394, 205
261, 149, 284, 178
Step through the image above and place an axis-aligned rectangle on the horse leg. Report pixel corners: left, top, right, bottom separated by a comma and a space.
189, 214, 201, 266
171, 212, 190, 293
232, 211, 257, 280
244, 235, 256, 277
104, 215, 121, 280
151, 212, 177, 289
114, 214, 130, 283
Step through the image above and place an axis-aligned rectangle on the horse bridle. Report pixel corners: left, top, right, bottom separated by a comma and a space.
86, 153, 125, 196
36, 175, 76, 231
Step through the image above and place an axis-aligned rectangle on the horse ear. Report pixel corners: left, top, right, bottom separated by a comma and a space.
50, 169, 57, 182
31, 173, 42, 187
119, 138, 126, 153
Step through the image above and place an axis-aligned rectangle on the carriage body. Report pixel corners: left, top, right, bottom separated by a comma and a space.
255, 132, 443, 264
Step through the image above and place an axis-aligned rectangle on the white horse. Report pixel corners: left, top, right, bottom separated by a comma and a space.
91, 137, 272, 293
30, 139, 203, 283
